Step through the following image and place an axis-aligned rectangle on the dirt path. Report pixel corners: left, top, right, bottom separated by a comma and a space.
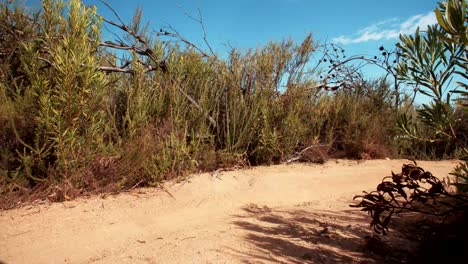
0, 159, 459, 264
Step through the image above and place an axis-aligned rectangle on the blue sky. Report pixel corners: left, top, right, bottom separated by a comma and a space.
25, 0, 441, 64
81, 0, 440, 57
25, 0, 444, 102
82, 0, 441, 103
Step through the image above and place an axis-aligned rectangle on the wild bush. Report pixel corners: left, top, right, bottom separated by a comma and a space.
0, 0, 404, 205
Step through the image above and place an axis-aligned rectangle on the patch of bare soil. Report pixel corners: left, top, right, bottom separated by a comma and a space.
0, 159, 459, 263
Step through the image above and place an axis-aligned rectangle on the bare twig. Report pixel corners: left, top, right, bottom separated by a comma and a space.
97, 0, 126, 28
97, 0, 160, 66
162, 186, 176, 200
159, 25, 211, 58
176, 4, 216, 57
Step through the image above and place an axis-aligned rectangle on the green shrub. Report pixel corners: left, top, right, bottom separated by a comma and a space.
0, 0, 424, 204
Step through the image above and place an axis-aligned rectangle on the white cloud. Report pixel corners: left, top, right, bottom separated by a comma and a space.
332, 12, 437, 45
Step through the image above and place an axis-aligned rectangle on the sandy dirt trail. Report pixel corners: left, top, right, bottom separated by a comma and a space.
0, 159, 459, 264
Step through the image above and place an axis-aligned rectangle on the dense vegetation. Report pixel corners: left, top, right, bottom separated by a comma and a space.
0, 0, 466, 207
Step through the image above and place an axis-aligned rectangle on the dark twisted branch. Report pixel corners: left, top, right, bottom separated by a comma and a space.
95, 0, 217, 128
158, 26, 212, 58
97, 65, 157, 74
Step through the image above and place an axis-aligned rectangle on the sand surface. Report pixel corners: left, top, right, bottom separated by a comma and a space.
0, 159, 459, 263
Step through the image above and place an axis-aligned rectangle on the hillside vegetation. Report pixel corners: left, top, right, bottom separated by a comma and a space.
0, 0, 466, 207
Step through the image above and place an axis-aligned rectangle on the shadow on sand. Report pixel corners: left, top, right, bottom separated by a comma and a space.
227, 202, 468, 264
227, 203, 414, 264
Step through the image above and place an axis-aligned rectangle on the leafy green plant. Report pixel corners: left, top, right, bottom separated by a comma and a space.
435, 0, 468, 194
396, 23, 467, 158
436, 0, 468, 45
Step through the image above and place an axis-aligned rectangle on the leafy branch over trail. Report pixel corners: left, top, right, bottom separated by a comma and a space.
353, 0, 468, 237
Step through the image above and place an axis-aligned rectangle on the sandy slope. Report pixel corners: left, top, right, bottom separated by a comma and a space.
0, 159, 459, 264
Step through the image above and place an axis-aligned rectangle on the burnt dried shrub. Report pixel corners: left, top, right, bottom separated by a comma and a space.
351, 161, 468, 235
351, 160, 468, 262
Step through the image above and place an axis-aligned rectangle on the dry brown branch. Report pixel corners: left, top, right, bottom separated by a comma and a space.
158, 26, 212, 58
97, 65, 156, 74
177, 85, 217, 127
96, 0, 217, 128
286, 144, 328, 163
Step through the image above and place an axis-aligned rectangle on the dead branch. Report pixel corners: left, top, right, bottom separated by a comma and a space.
178, 85, 217, 128
97, 65, 156, 74
286, 144, 327, 163
96, 0, 217, 128
97, 0, 161, 68
158, 26, 212, 58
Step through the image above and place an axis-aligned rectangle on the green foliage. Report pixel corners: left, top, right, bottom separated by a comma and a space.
436, 0, 468, 45
396, 22, 467, 158
450, 161, 468, 193
397, 25, 462, 103
0, 0, 110, 188
0, 0, 406, 204
436, 0, 468, 109
435, 0, 468, 194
